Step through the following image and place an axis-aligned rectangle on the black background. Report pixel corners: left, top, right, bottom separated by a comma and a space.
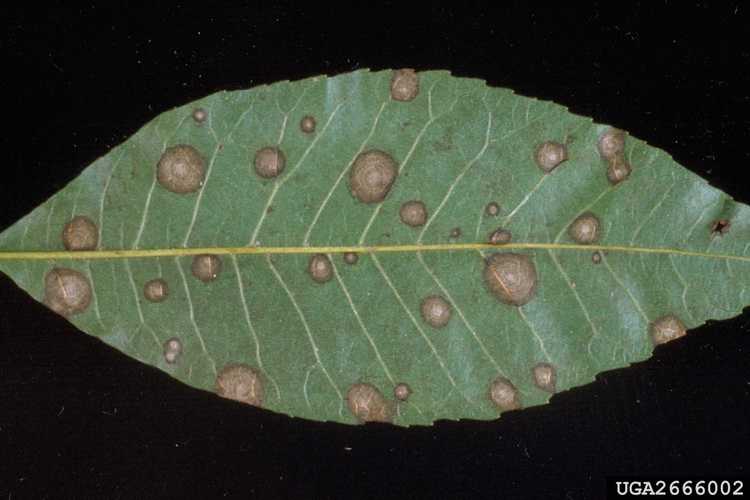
1, 3, 749, 499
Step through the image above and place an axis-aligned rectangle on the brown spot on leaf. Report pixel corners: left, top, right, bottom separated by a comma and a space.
489, 376, 521, 412
450, 227, 462, 239
489, 228, 512, 245
349, 150, 398, 204
44, 268, 92, 316
650, 314, 687, 345
254, 146, 286, 179
394, 383, 412, 402
534, 141, 568, 173
598, 128, 626, 160
308, 254, 333, 283
62, 215, 98, 251
192, 108, 207, 124
157, 145, 206, 194
607, 155, 632, 185
144, 278, 169, 302
343, 252, 359, 265
163, 337, 182, 364
420, 295, 452, 328
399, 200, 428, 227
347, 383, 392, 423
390, 69, 419, 102
300, 115, 316, 133
191, 254, 222, 282
215, 363, 265, 407
591, 251, 602, 264
568, 212, 601, 244
484, 253, 537, 306
532, 363, 556, 393
711, 219, 731, 236
485, 202, 500, 217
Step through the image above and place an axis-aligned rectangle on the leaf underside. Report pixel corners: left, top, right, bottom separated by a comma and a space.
1, 69, 748, 426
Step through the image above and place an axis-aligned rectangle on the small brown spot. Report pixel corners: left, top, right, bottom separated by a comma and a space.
399, 200, 428, 227
650, 314, 687, 345
420, 295, 452, 328
606, 155, 632, 185
489, 228, 512, 245
308, 254, 333, 283
300, 115, 316, 133
144, 278, 169, 302
43, 268, 92, 316
489, 376, 521, 412
450, 227, 462, 239
390, 69, 419, 102
568, 212, 601, 244
591, 251, 602, 264
532, 363, 556, 393
62, 215, 98, 251
254, 146, 286, 179
163, 337, 182, 364
484, 253, 538, 306
215, 363, 265, 407
157, 145, 206, 194
192, 108, 207, 123
534, 141, 568, 173
394, 383, 412, 402
346, 383, 392, 423
349, 150, 398, 204
598, 128, 626, 160
710, 219, 731, 236
343, 252, 359, 265
485, 202, 500, 217
191, 254, 222, 282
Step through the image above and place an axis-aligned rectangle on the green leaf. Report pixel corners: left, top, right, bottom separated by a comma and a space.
0, 69, 748, 426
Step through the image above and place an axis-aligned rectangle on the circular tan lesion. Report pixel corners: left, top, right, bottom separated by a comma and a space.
598, 128, 626, 160
215, 363, 265, 407
483, 253, 538, 306
62, 215, 98, 251
191, 254, 222, 282
163, 337, 182, 364
607, 155, 632, 184
488, 228, 512, 245
192, 108, 207, 124
399, 200, 428, 227
488, 376, 521, 412
343, 252, 359, 265
300, 115, 316, 133
254, 146, 286, 179
420, 295, 452, 328
43, 268, 92, 316
534, 141, 568, 173
346, 383, 392, 423
308, 254, 333, 283
485, 202, 500, 217
394, 383, 412, 402
157, 145, 206, 194
390, 69, 419, 102
650, 314, 687, 345
349, 150, 398, 204
568, 212, 601, 244
532, 363, 557, 393
143, 278, 169, 302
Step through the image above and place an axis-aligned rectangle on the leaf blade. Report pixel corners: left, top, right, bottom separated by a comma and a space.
1, 69, 748, 426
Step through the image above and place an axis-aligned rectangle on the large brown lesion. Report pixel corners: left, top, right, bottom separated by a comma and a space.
346, 383, 393, 423
215, 364, 265, 408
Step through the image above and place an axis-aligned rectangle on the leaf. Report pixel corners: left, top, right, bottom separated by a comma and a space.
0, 69, 748, 427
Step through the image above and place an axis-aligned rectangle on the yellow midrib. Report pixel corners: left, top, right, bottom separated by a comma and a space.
0, 242, 748, 262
